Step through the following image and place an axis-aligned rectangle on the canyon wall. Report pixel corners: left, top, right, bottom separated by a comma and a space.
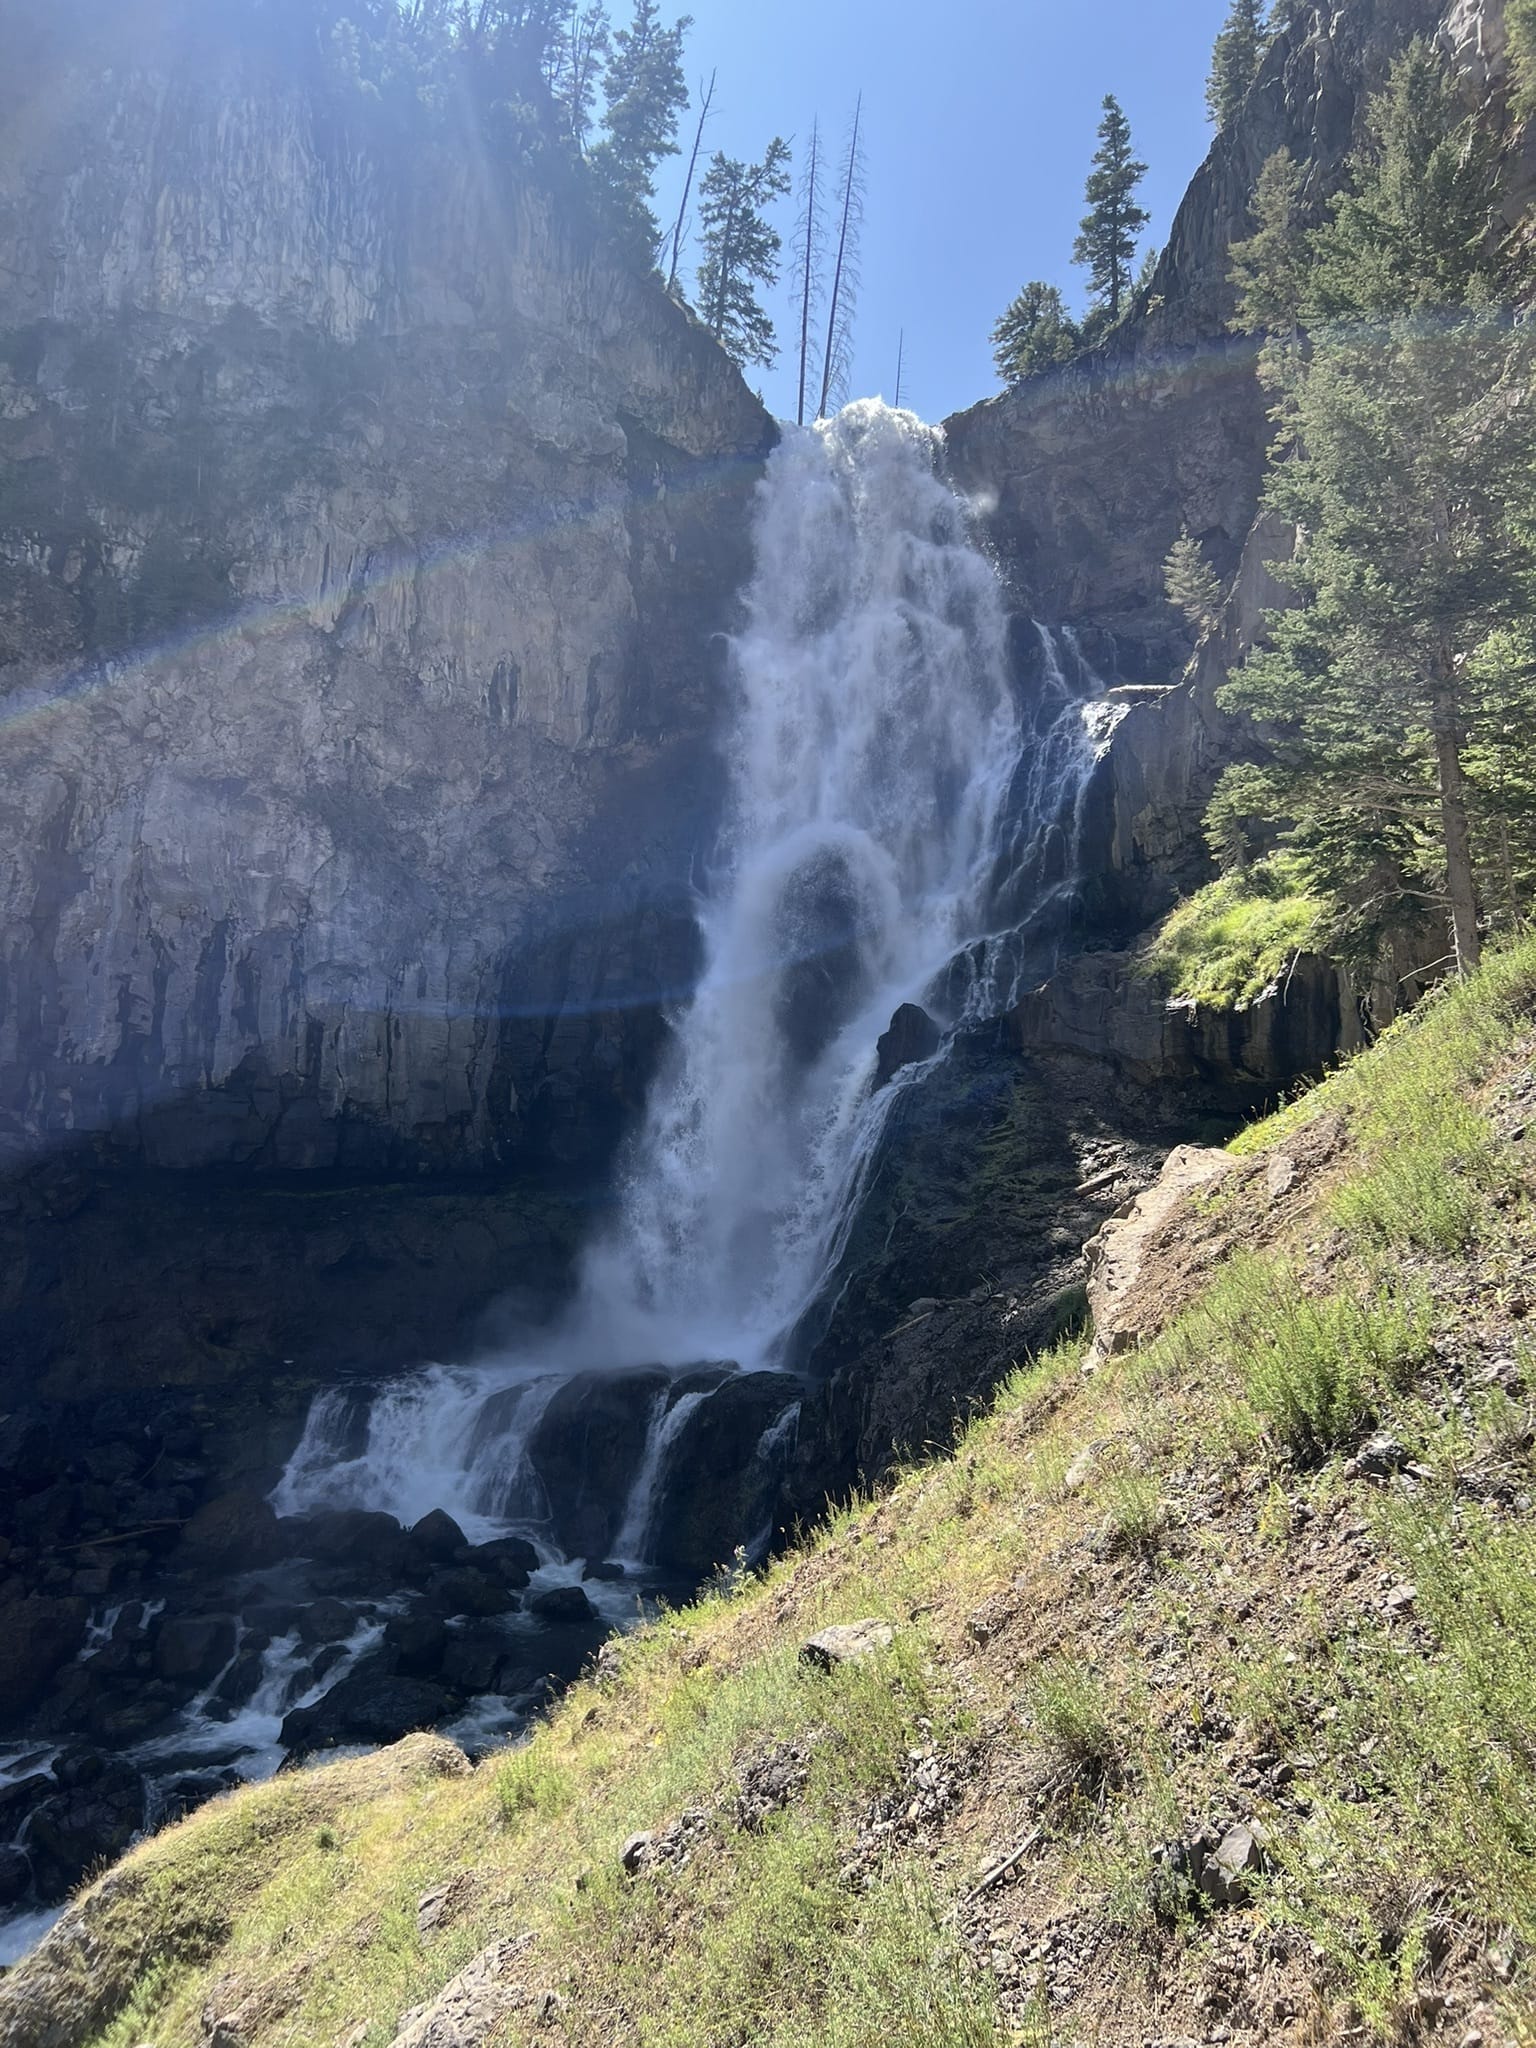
0, 37, 772, 1178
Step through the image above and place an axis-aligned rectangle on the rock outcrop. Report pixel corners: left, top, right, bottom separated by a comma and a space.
0, 31, 772, 1178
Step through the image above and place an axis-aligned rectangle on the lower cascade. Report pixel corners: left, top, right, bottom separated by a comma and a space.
0, 404, 1114, 1959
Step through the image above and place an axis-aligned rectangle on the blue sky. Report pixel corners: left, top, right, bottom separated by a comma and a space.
651, 0, 1233, 424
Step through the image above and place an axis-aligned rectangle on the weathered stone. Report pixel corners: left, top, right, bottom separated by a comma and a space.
388, 1937, 532, 2048
527, 1585, 597, 1626
620, 1831, 655, 1875
177, 1492, 286, 1571
407, 1511, 468, 1566
384, 1612, 450, 1677
1197, 1820, 1270, 1907
423, 1569, 518, 1621
151, 1615, 237, 1684
799, 1621, 895, 1672
280, 1665, 455, 1752
874, 1003, 943, 1089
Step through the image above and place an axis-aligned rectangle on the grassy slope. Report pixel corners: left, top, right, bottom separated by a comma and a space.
1139, 857, 1325, 1011
15, 940, 1536, 2048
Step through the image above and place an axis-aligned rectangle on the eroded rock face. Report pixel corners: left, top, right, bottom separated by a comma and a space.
0, 40, 772, 1179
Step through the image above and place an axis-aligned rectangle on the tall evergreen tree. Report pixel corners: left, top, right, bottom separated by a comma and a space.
1214, 44, 1536, 979
991, 281, 1080, 384
546, 3, 610, 149
1164, 530, 1223, 635
589, 0, 691, 263
1206, 0, 1269, 129
1072, 95, 1150, 326
695, 137, 792, 369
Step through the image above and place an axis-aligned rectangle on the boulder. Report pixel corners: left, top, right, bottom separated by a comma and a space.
799, 1620, 895, 1672
177, 1491, 287, 1571
875, 1003, 943, 1088
280, 1662, 455, 1752
284, 1509, 407, 1576
647, 1373, 801, 1578
0, 1596, 89, 1722
1197, 1820, 1270, 1907
456, 1536, 538, 1587
440, 1633, 506, 1694
527, 1585, 597, 1626
25, 1756, 144, 1897
423, 1568, 518, 1620
388, 1937, 531, 2048
0, 1842, 32, 1906
384, 1611, 450, 1676
524, 1372, 671, 1561
151, 1615, 238, 1685
407, 1510, 468, 1566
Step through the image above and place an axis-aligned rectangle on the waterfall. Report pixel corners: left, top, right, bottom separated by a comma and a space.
276, 401, 1111, 1562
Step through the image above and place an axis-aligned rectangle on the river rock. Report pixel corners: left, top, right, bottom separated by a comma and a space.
0, 1595, 90, 1722
422, 1568, 518, 1620
407, 1510, 469, 1567
25, 1756, 145, 1897
151, 1615, 238, 1685
0, 1843, 32, 1905
280, 1663, 456, 1752
524, 1371, 671, 1560
384, 1612, 450, 1676
285, 1509, 407, 1574
177, 1491, 287, 1571
527, 1585, 597, 1626
457, 1536, 538, 1588
647, 1373, 801, 1578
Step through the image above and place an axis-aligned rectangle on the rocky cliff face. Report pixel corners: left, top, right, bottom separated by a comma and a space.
944, 0, 1458, 909
0, 43, 772, 1177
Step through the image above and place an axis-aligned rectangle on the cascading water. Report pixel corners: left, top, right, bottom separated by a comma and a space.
277, 403, 1111, 1560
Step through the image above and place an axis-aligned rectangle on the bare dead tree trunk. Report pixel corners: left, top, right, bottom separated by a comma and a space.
893, 328, 904, 410
1432, 671, 1483, 975
795, 119, 821, 427
817, 94, 863, 420
666, 70, 715, 296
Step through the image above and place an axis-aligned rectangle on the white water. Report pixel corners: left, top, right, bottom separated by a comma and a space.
276, 401, 1110, 1553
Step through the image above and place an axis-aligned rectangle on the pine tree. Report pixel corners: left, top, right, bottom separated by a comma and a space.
589, 0, 691, 263
695, 138, 792, 369
1164, 531, 1223, 634
1206, 0, 1269, 129
991, 282, 1080, 385
1214, 43, 1536, 979
1072, 95, 1150, 326
546, 4, 611, 150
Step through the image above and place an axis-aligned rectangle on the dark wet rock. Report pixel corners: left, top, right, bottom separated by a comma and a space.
213, 1650, 269, 1710
280, 1661, 455, 1752
875, 1003, 943, 1088
285, 1509, 407, 1575
384, 1612, 450, 1676
527, 1585, 597, 1626
25, 1755, 145, 1897
296, 1598, 362, 1646
151, 1615, 238, 1685
440, 1632, 507, 1694
0, 1842, 32, 1906
456, 1536, 538, 1587
525, 1371, 671, 1561
423, 1568, 518, 1620
582, 1560, 627, 1582
156, 1770, 239, 1827
407, 1510, 468, 1567
178, 1491, 287, 1571
0, 1595, 89, 1722
648, 1373, 801, 1579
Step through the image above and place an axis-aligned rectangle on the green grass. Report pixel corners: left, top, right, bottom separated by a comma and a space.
1140, 855, 1324, 1009
29, 935, 1536, 2048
